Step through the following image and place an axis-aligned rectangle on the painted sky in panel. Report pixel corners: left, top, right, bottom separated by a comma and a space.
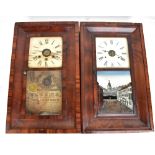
97, 71, 131, 88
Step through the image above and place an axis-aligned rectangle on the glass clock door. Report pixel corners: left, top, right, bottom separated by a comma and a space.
26, 37, 63, 115
95, 37, 134, 115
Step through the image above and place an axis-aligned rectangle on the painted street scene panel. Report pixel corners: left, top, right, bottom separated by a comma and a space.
97, 71, 134, 115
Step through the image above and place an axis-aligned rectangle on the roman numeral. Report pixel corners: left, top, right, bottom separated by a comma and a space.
55, 45, 60, 48
98, 45, 104, 48
33, 56, 38, 60
56, 51, 61, 54
45, 39, 48, 44
45, 61, 48, 67
111, 63, 114, 67
99, 56, 104, 61
38, 60, 42, 65
55, 56, 60, 60
33, 46, 39, 48
32, 50, 42, 52
51, 40, 55, 45
122, 53, 126, 54
104, 41, 107, 46
39, 41, 43, 45
97, 52, 103, 54
110, 40, 113, 45
120, 46, 124, 50
116, 42, 119, 46
117, 62, 120, 66
120, 56, 125, 61
104, 61, 107, 66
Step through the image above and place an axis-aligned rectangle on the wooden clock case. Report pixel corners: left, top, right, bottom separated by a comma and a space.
80, 22, 154, 133
6, 22, 81, 133
6, 22, 153, 133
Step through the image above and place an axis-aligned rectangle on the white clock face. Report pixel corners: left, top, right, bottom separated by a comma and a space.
96, 37, 130, 68
28, 37, 62, 68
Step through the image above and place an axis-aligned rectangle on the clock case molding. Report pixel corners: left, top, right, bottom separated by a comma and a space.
6, 22, 81, 133
6, 22, 153, 133
80, 22, 154, 133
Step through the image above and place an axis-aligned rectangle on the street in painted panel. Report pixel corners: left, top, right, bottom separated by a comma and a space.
97, 71, 134, 115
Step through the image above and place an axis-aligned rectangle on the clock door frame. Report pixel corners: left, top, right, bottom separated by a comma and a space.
80, 22, 154, 132
92, 34, 136, 116
6, 22, 81, 133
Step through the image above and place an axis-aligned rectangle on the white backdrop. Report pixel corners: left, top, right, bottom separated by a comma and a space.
0, 16, 155, 155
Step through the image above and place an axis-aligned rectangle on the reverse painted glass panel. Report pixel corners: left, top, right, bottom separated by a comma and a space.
96, 71, 134, 115
26, 71, 62, 115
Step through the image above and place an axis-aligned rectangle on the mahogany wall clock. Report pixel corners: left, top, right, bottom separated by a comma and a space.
6, 22, 81, 133
80, 22, 154, 132
6, 21, 153, 133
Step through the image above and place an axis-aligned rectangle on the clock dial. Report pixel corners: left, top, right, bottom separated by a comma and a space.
28, 37, 62, 68
96, 37, 130, 68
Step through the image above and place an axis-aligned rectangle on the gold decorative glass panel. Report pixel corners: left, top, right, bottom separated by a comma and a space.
26, 70, 62, 115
